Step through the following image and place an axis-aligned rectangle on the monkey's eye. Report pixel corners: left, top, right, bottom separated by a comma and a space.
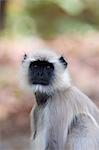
59, 56, 68, 68
33, 65, 38, 68
47, 65, 51, 69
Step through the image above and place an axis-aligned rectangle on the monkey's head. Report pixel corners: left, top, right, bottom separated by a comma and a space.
20, 49, 71, 94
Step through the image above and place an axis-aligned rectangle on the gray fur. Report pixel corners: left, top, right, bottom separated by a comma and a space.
31, 86, 99, 150
20, 49, 99, 150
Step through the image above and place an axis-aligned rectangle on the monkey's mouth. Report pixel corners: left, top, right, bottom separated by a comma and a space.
28, 77, 54, 94
29, 78, 50, 86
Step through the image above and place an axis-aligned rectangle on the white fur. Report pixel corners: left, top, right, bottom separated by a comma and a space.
20, 48, 99, 150
20, 48, 71, 94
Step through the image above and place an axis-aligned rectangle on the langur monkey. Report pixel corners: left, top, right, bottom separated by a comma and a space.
20, 48, 99, 150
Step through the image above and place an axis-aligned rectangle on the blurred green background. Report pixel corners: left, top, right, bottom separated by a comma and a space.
2, 0, 99, 37
0, 0, 99, 149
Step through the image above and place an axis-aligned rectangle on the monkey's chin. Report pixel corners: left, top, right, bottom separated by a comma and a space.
31, 84, 54, 94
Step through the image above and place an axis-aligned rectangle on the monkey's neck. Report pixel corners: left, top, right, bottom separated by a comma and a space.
35, 92, 51, 106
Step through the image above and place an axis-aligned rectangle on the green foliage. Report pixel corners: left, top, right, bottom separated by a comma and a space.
24, 2, 96, 38
3, 0, 99, 38
56, 0, 85, 15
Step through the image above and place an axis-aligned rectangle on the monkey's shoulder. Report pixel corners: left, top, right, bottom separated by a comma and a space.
65, 86, 97, 107
67, 86, 91, 100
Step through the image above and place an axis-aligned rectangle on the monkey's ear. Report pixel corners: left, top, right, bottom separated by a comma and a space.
22, 53, 27, 63
59, 56, 68, 68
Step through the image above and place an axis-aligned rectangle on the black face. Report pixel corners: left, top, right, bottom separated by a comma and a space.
28, 60, 54, 86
